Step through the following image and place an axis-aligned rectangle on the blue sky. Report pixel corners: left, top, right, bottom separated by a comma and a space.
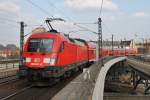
0, 0, 150, 45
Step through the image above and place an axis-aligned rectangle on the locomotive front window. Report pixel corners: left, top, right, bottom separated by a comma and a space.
28, 39, 53, 52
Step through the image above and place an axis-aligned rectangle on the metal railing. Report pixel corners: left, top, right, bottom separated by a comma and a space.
0, 59, 19, 79
129, 55, 150, 64
0, 59, 19, 70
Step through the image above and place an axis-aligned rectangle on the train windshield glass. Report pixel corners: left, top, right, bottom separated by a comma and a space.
28, 39, 53, 52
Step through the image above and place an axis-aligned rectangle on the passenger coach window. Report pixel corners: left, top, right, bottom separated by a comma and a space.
28, 39, 53, 52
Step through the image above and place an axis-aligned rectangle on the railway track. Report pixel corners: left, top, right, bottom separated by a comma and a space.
0, 75, 19, 86
0, 85, 33, 100
0, 71, 82, 100
0, 78, 29, 100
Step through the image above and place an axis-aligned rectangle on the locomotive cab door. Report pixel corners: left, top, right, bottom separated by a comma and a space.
59, 41, 65, 53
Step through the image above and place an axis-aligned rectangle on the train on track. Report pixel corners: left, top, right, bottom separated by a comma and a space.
23, 30, 96, 82
20, 19, 136, 85
21, 28, 136, 84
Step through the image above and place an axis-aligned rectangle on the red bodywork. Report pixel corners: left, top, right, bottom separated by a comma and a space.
24, 33, 67, 69
87, 42, 96, 62
102, 49, 110, 57
23, 32, 92, 71
99, 48, 136, 57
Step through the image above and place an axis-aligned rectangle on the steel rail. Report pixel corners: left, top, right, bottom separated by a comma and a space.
0, 75, 19, 86
0, 85, 33, 100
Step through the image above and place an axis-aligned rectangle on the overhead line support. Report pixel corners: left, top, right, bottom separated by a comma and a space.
98, 17, 103, 66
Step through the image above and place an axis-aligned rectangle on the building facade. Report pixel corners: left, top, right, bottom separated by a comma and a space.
0, 49, 19, 58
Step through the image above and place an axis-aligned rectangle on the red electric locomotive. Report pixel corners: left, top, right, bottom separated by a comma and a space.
21, 19, 137, 84
23, 30, 95, 83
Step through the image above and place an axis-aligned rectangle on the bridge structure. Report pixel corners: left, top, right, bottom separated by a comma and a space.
127, 57, 150, 94
0, 56, 150, 100
51, 56, 150, 100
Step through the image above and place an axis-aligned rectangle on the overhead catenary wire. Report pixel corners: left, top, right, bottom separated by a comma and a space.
102, 22, 112, 34
99, 0, 104, 17
0, 17, 21, 28
46, 0, 98, 34
0, 10, 19, 19
70, 0, 104, 35
26, 0, 54, 18
0, 21, 19, 27
97, 0, 104, 65
46, 0, 73, 22
0, 17, 44, 29
0, 17, 18, 23
47, 0, 96, 26
25, 0, 99, 36
73, 23, 97, 34
74, 22, 97, 25
98, 0, 115, 40
0, 10, 43, 27
0, 3, 44, 27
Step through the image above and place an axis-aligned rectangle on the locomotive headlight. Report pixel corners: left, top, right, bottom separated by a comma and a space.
43, 58, 51, 63
25, 57, 31, 63
49, 58, 56, 65
43, 58, 56, 65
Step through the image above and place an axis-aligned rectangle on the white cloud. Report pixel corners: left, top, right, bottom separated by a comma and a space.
0, 1, 20, 13
103, 15, 117, 21
0, 0, 45, 45
65, 0, 118, 11
133, 12, 149, 17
